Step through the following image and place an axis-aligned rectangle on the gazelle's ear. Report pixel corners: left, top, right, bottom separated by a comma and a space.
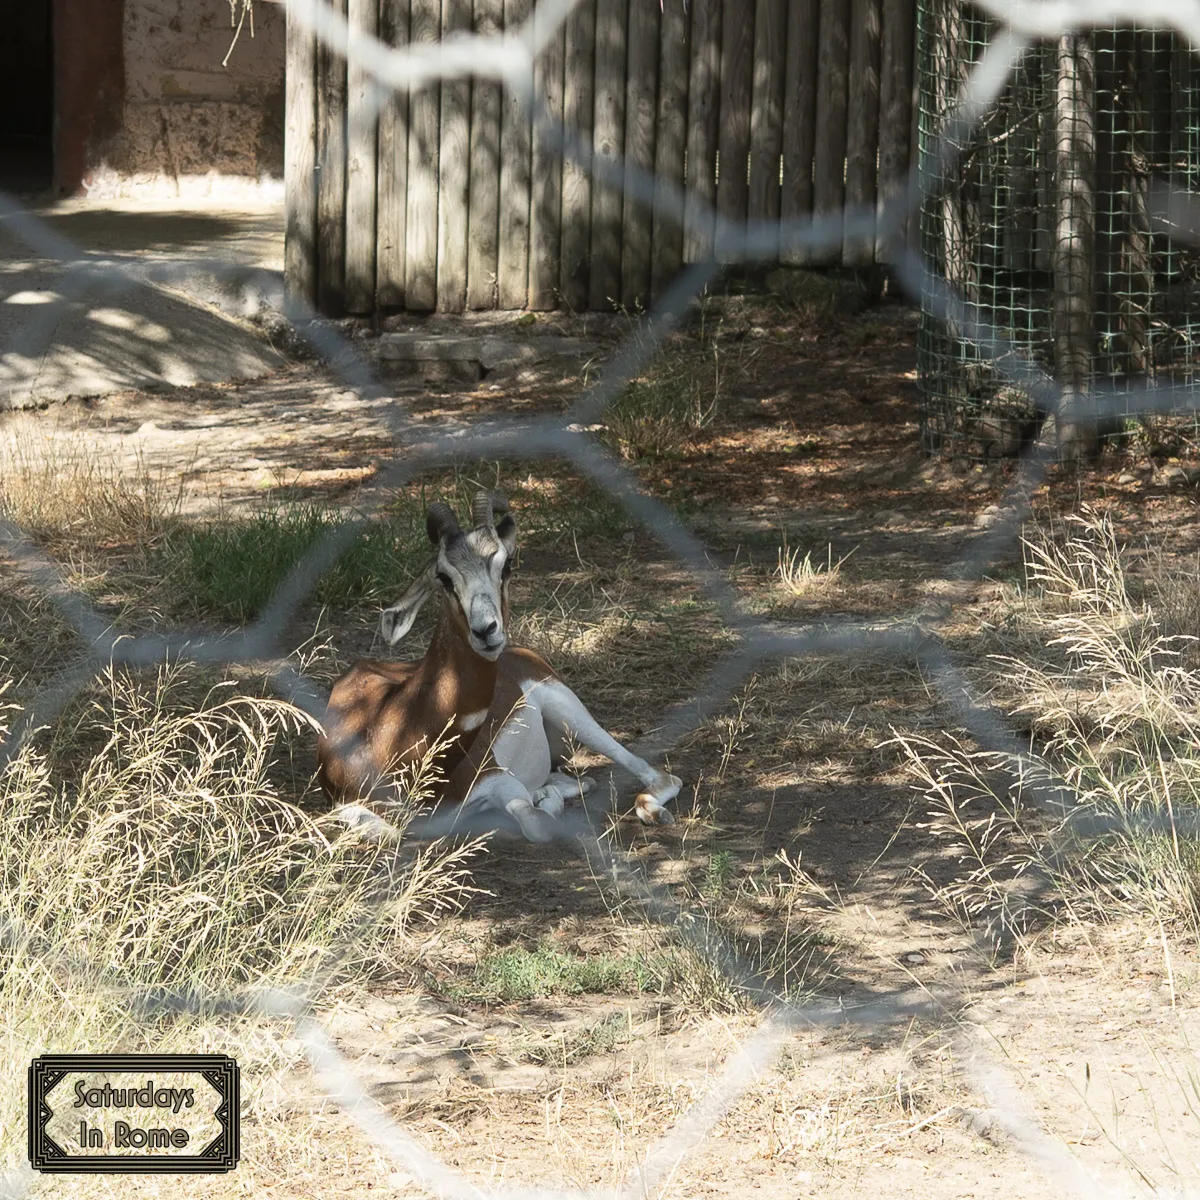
495, 511, 516, 558
380, 562, 436, 645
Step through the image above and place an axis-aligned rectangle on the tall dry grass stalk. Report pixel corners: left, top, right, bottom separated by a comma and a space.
902, 509, 1200, 949
0, 661, 479, 1183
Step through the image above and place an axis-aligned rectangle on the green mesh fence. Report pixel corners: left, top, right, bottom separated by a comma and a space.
917, 3, 1200, 459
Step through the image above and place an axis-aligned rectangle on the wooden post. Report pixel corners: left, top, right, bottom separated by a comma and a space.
467, 0, 503, 309
438, 0, 472, 311
317, 0, 348, 314
844, 0, 882, 265
590, 0, 628, 309
683, 0, 722, 264
716, 0, 753, 261
345, 0, 379, 313
498, 0, 533, 309
621, 0, 659, 309
1053, 31, 1097, 457
780, 0, 819, 265
876, 0, 914, 263
812, 0, 850, 266
748, 0, 786, 261
376, 0, 410, 308
651, 0, 689, 298
284, 0, 318, 316
530, 14, 566, 310
559, 0, 596, 310
405, 0, 440, 311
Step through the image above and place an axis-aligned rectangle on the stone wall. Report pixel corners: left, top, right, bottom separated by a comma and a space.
84, 0, 285, 200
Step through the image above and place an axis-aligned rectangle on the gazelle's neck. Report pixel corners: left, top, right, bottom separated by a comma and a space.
422, 605, 499, 722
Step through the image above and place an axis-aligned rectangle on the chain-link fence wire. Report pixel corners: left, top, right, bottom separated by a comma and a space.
4, 1, 1200, 1195
919, 1, 1200, 460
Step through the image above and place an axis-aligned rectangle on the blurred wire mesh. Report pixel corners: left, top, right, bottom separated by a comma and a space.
4, 0, 1200, 1196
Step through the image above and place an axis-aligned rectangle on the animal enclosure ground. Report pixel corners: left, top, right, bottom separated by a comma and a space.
7, 290, 1200, 1197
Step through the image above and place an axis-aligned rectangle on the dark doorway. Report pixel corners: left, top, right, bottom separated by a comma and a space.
1, 0, 54, 193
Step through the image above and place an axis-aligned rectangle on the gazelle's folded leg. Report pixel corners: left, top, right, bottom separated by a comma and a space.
534, 680, 681, 824
463, 769, 558, 842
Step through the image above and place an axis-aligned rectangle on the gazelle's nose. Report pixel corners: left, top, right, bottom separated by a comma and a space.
474, 619, 499, 640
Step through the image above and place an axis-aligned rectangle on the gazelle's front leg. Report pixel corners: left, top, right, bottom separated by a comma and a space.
534, 680, 681, 825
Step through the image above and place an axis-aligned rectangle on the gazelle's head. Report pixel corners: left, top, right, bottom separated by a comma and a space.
380, 490, 517, 661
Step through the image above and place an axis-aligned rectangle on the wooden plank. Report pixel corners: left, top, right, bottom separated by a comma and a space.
716, 0, 754, 260
284, 0, 318, 316
437, 0, 472, 311
780, 0, 819, 265
559, 0, 596, 310
683, 0, 722, 263
876, 0, 915, 263
316, 0, 348, 314
529, 17, 566, 309
467, 0, 503, 309
376, 0, 410, 308
811, 0, 851, 266
404, 0, 440, 311
498, 0, 533, 309
345, 0, 379, 313
651, 0, 689, 297
589, 0, 628, 309
620, 0, 659, 309
748, 0, 786, 259
843, 0, 882, 265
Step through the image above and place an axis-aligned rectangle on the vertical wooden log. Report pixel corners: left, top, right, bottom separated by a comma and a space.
345, 0, 379, 313
438, 0, 472, 311
621, 0, 659, 309
876, 0, 914, 263
843, 0, 882, 265
1117, 30, 1152, 379
590, 0, 628, 308
651, 0, 689, 298
560, 0, 596, 310
405, 0, 440, 311
467, 0, 503, 309
748, 0, 786, 261
376, 0, 410, 308
812, 0, 851, 266
780, 0, 819, 265
499, 0, 533, 309
1053, 31, 1097, 457
285, 0, 318, 316
317, 0, 348, 314
716, 0, 753, 260
530, 16, 566, 310
683, 0, 722, 264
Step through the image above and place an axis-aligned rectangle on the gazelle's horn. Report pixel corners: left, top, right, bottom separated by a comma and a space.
426, 501, 461, 544
472, 489, 496, 530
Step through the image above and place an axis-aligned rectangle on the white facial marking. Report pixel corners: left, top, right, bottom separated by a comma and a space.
459, 708, 488, 732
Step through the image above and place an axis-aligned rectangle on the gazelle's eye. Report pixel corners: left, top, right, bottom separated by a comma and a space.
436, 571, 453, 590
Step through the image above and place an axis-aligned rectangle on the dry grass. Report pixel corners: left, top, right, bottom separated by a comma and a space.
0, 428, 181, 547
0, 659, 480, 1187
775, 539, 854, 598
902, 508, 1200, 951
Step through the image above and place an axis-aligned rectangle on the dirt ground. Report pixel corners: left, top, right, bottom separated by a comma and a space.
9, 290, 1200, 1198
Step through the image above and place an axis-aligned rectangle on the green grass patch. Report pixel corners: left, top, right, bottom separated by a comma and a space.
161, 504, 424, 622
440, 940, 668, 1005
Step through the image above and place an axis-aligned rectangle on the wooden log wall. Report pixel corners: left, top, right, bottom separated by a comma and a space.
285, 0, 919, 314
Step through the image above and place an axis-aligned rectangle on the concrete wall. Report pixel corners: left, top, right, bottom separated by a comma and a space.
83, 0, 285, 199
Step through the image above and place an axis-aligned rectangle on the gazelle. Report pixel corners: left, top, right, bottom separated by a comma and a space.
316, 490, 682, 842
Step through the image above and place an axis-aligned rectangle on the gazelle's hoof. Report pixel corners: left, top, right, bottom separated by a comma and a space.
635, 794, 677, 825
331, 803, 403, 843
532, 786, 566, 818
